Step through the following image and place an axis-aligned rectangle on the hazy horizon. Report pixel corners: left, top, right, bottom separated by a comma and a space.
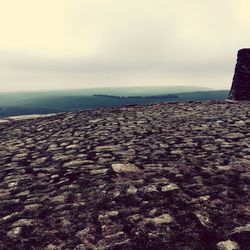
0, 0, 249, 92
0, 85, 221, 94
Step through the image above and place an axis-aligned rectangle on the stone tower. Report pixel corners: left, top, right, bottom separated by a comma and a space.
229, 48, 250, 100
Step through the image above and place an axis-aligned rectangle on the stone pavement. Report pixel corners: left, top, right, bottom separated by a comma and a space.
0, 101, 249, 249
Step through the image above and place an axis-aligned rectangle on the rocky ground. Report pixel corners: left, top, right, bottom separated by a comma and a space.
0, 101, 249, 250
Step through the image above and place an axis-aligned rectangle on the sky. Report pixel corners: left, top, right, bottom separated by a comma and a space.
0, 0, 249, 92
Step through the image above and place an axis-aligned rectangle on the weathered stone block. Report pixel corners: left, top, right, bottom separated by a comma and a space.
229, 48, 250, 100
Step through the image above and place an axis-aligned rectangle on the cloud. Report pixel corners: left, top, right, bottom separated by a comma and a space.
0, 0, 249, 91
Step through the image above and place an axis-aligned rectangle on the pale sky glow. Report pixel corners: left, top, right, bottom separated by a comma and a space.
0, 0, 249, 91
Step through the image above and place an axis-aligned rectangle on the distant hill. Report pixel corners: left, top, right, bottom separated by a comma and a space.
69, 86, 213, 96
0, 85, 212, 102
93, 94, 179, 99
0, 87, 229, 117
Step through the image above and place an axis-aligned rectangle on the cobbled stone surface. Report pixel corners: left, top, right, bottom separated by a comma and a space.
0, 101, 249, 250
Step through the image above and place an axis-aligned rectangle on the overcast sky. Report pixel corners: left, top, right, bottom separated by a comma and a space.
0, 0, 249, 92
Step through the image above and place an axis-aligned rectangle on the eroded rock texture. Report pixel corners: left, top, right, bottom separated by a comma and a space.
229, 48, 250, 100
0, 101, 249, 249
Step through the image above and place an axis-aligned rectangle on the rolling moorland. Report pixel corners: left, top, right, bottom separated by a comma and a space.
0, 86, 229, 117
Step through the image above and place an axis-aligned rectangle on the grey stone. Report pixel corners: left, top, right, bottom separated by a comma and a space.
111, 163, 141, 174
7, 227, 22, 238
161, 183, 179, 192
225, 133, 245, 140
144, 213, 173, 224
217, 240, 239, 250
12, 219, 34, 227
229, 223, 250, 241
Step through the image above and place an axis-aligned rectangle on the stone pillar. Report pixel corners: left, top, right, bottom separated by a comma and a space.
229, 48, 250, 100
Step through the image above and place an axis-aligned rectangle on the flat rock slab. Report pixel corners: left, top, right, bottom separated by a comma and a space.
144, 213, 173, 225
9, 113, 56, 120
111, 163, 141, 174
217, 240, 239, 250
0, 101, 249, 250
0, 119, 9, 124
